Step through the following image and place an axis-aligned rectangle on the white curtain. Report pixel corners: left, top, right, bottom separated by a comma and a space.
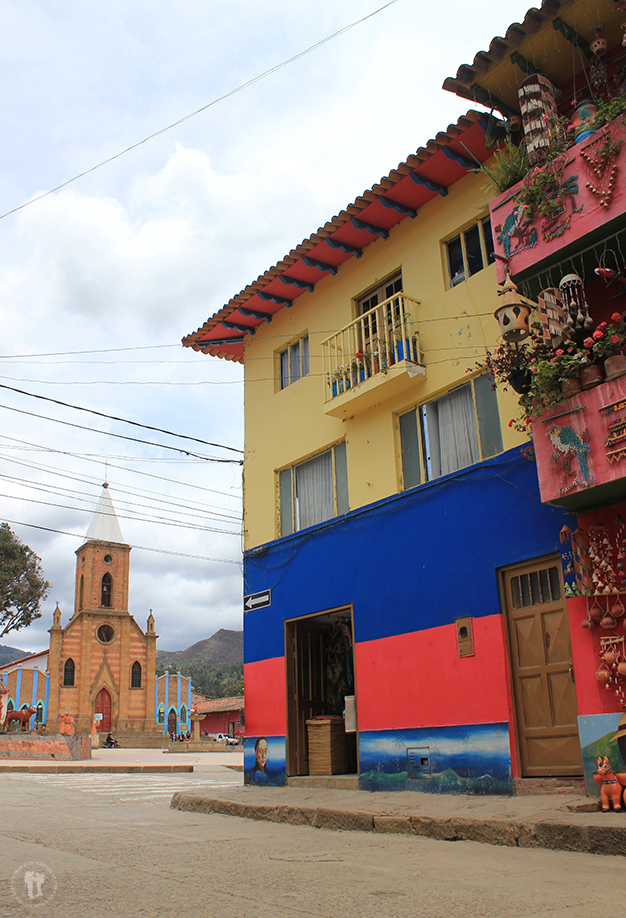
295, 449, 333, 530
438, 385, 479, 476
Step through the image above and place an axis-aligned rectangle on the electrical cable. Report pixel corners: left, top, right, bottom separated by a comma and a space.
0, 490, 241, 536
0, 1, 398, 223
2, 518, 241, 564
0, 402, 241, 463
0, 382, 242, 453
0, 434, 242, 500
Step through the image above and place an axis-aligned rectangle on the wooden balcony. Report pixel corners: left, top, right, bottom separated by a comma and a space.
321, 293, 426, 419
532, 373, 626, 511
489, 117, 626, 286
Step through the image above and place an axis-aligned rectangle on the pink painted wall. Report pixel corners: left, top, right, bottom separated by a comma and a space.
354, 615, 513, 732
532, 374, 626, 505
489, 118, 626, 284
243, 657, 286, 736
199, 710, 243, 737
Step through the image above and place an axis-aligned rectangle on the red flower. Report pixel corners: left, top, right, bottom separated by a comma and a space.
593, 330, 603, 339
599, 322, 608, 328
612, 334, 620, 344
355, 350, 363, 358
612, 313, 622, 323
555, 349, 564, 356
584, 337, 594, 348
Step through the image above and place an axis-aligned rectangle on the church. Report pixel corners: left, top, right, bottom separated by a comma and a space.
1, 484, 162, 742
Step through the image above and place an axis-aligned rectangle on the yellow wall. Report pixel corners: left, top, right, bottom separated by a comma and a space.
243, 166, 526, 550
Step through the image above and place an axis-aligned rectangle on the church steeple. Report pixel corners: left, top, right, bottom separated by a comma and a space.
85, 482, 126, 545
75, 484, 131, 616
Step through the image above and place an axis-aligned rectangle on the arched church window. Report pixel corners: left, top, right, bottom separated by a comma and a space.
63, 658, 75, 686
101, 573, 112, 608
7, 699, 13, 712
180, 704, 187, 725
131, 661, 142, 688
79, 574, 84, 610
36, 703, 44, 723
157, 703, 165, 724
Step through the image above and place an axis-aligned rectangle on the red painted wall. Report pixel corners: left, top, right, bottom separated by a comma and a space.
199, 710, 243, 737
354, 615, 513, 732
243, 657, 286, 736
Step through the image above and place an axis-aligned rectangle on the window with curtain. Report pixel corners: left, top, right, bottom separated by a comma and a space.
399, 376, 502, 487
445, 217, 495, 288
278, 442, 349, 536
279, 334, 309, 389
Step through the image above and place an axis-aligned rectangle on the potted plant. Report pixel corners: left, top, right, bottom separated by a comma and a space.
582, 312, 626, 378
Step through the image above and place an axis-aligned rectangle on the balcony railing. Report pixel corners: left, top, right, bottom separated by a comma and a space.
321, 293, 423, 408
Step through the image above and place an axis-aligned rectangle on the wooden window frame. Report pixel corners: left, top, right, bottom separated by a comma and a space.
444, 216, 495, 288
278, 333, 310, 390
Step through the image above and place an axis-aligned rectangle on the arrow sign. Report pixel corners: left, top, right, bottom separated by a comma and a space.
244, 590, 271, 611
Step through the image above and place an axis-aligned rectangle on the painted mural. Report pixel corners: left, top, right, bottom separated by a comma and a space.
244, 735, 286, 787
578, 712, 626, 797
358, 723, 513, 796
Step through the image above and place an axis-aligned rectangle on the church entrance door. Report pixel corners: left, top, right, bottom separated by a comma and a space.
168, 709, 177, 736
95, 688, 112, 732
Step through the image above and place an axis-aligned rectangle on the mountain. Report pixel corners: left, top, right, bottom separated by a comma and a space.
156, 629, 243, 666
0, 644, 30, 666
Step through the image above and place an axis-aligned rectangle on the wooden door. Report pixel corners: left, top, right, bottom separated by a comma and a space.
286, 620, 325, 776
95, 688, 111, 733
502, 556, 583, 776
168, 709, 177, 736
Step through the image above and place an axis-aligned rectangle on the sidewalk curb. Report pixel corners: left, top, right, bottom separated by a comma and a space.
0, 764, 194, 774
170, 793, 626, 857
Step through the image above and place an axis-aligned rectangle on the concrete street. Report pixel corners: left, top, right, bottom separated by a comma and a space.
0, 755, 623, 918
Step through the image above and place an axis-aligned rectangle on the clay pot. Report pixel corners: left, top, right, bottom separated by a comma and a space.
611, 600, 625, 619
589, 600, 604, 622
603, 651, 617, 665
596, 665, 612, 682
604, 354, 626, 380
617, 662, 626, 677
561, 376, 582, 398
582, 618, 596, 630
601, 612, 617, 629
581, 363, 605, 389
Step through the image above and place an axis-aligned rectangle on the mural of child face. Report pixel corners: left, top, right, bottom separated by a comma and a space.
255, 738, 268, 771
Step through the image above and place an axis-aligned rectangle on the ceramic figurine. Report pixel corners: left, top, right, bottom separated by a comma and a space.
595, 756, 623, 812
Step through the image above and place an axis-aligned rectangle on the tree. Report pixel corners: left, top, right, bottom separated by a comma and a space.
0, 524, 50, 638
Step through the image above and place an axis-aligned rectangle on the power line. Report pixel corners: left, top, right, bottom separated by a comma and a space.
0, 382, 242, 454
0, 2, 398, 222
0, 402, 241, 463
0, 490, 241, 536
0, 434, 242, 500
3, 518, 241, 564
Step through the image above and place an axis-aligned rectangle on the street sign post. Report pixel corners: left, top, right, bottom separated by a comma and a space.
244, 590, 271, 611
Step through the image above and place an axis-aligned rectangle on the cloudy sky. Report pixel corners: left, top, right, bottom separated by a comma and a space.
0, 0, 532, 653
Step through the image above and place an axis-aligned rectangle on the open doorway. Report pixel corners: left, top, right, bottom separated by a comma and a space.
285, 607, 357, 777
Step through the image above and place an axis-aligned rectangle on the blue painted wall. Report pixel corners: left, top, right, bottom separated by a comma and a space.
359, 723, 513, 795
243, 447, 572, 664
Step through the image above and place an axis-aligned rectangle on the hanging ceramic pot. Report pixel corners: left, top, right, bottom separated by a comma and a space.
617, 662, 626, 677
601, 612, 617, 629
596, 664, 612, 682
494, 274, 531, 342
603, 650, 617, 665
570, 99, 598, 144
582, 618, 596, 630
612, 599, 625, 619
589, 598, 604, 621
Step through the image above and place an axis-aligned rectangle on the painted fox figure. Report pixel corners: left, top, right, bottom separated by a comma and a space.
597, 756, 623, 812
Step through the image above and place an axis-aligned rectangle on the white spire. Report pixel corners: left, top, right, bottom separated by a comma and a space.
85, 483, 125, 544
